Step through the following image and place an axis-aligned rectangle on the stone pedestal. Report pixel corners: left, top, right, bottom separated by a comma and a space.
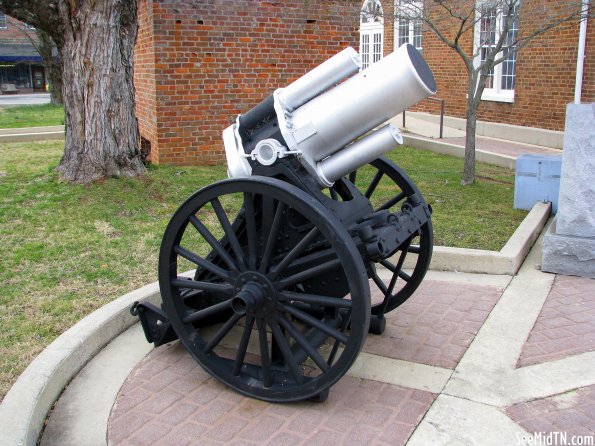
542, 103, 595, 278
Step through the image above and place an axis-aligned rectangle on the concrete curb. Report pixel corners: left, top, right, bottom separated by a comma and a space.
0, 282, 161, 446
0, 204, 549, 446
400, 201, 550, 275
403, 134, 517, 170
420, 202, 551, 275
0, 126, 65, 143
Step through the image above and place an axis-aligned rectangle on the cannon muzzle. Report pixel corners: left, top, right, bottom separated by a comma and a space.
223, 43, 435, 186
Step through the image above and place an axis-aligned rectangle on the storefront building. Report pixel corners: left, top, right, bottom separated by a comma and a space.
0, 13, 46, 94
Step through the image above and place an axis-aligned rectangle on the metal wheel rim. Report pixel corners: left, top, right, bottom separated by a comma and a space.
339, 157, 433, 314
159, 177, 370, 402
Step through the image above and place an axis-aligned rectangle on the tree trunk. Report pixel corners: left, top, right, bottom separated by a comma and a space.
55, 0, 145, 184
462, 101, 477, 185
37, 31, 63, 105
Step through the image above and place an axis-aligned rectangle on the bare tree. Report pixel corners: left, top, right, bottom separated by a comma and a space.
13, 20, 63, 105
0, 1, 145, 184
393, 0, 591, 185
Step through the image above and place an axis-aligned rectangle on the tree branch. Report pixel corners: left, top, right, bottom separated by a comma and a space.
0, 0, 63, 46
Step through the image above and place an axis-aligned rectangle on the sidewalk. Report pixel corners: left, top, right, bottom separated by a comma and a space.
0, 125, 65, 143
0, 93, 51, 106
389, 112, 562, 167
37, 236, 595, 446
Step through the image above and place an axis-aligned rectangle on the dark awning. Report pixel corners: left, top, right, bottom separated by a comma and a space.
0, 43, 42, 64
0, 55, 42, 63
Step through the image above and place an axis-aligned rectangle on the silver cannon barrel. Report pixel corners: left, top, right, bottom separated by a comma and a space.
223, 43, 436, 186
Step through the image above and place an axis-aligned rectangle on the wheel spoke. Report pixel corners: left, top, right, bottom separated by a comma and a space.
174, 245, 230, 280
348, 170, 357, 184
268, 227, 320, 280
276, 258, 341, 289
259, 202, 284, 273
188, 215, 238, 271
269, 320, 304, 384
327, 311, 351, 366
204, 313, 242, 353
256, 318, 272, 388
379, 259, 397, 273
377, 191, 406, 211
233, 317, 254, 376
211, 198, 246, 271
243, 193, 258, 270
182, 298, 232, 324
279, 291, 352, 309
365, 170, 384, 199
399, 270, 412, 282
279, 303, 348, 344
329, 188, 339, 201
408, 245, 421, 254
172, 277, 234, 295
276, 315, 329, 372
370, 270, 389, 295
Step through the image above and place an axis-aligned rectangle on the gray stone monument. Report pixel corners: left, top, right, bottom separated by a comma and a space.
542, 103, 595, 278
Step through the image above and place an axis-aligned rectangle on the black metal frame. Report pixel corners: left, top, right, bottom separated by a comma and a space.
133, 96, 433, 402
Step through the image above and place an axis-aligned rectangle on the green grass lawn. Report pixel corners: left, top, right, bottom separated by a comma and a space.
0, 104, 65, 128
0, 140, 527, 400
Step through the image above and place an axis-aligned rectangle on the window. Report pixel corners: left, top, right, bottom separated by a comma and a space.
474, 1, 519, 102
360, 0, 384, 69
0, 13, 7, 29
395, 0, 423, 51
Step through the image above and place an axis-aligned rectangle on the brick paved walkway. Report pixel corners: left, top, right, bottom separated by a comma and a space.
506, 384, 595, 440
108, 342, 435, 446
364, 281, 504, 369
518, 275, 595, 367
107, 279, 506, 445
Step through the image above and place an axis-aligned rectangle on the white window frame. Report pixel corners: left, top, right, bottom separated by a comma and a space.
394, 0, 423, 51
360, 0, 384, 70
473, 1, 519, 103
0, 13, 7, 30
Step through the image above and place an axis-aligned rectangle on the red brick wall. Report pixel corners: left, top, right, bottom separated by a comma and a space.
135, 0, 361, 165
410, 0, 594, 131
134, 1, 157, 162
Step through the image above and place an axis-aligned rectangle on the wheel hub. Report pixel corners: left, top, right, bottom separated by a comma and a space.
232, 272, 276, 317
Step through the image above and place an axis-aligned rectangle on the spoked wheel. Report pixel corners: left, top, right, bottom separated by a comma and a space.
333, 157, 433, 317
159, 177, 370, 402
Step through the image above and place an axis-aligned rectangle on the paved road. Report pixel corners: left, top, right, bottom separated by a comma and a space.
0, 93, 51, 106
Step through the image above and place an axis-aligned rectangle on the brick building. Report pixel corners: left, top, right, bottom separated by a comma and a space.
135, 0, 362, 165
389, 0, 594, 132
135, 0, 592, 165
0, 14, 46, 94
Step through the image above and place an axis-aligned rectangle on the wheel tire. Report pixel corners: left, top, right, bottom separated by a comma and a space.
159, 177, 370, 402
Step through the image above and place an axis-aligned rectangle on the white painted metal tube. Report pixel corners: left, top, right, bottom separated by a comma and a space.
575, 0, 589, 103
278, 47, 361, 112
290, 44, 436, 164
317, 124, 403, 186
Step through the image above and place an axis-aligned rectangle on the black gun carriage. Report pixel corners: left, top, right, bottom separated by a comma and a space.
133, 44, 436, 403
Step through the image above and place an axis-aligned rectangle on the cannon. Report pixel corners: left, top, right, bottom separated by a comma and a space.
132, 43, 436, 403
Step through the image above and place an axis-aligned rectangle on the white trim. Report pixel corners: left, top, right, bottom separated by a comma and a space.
360, 0, 385, 69
575, 0, 590, 103
394, 0, 424, 52
480, 90, 515, 103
